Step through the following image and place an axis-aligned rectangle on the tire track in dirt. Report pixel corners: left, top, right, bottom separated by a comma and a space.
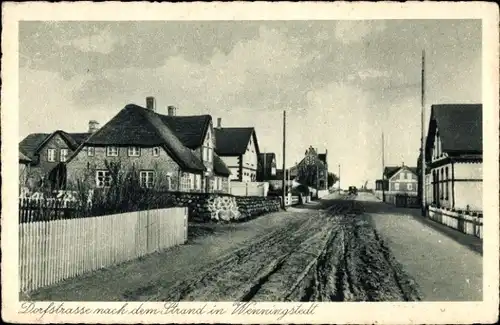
153, 211, 331, 301
127, 198, 422, 302
122, 215, 310, 300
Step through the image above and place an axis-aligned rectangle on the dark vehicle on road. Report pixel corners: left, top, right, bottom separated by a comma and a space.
348, 186, 358, 195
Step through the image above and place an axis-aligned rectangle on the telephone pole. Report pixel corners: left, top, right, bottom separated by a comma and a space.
282, 110, 287, 210
338, 164, 341, 193
382, 132, 386, 202
420, 50, 427, 216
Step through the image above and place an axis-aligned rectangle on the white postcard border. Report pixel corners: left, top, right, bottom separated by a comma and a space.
1, 2, 499, 324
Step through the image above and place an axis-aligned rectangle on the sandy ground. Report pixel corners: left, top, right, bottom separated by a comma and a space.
359, 193, 483, 301
26, 192, 481, 302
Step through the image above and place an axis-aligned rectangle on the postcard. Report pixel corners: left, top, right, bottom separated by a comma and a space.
1, 1, 499, 324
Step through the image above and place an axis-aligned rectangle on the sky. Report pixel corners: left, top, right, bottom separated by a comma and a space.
19, 20, 481, 188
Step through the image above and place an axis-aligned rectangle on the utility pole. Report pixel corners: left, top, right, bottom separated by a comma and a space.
338, 164, 341, 193
420, 50, 427, 216
263, 150, 266, 181
382, 131, 386, 202
282, 110, 287, 210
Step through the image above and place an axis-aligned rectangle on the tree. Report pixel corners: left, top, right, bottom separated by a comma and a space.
327, 172, 339, 188
297, 163, 318, 188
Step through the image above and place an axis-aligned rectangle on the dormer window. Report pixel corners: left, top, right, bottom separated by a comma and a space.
106, 146, 119, 157
152, 147, 160, 156
47, 149, 56, 162
60, 149, 68, 162
128, 147, 140, 157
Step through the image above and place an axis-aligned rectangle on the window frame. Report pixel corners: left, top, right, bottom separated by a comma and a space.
95, 170, 112, 188
139, 170, 155, 189
407, 183, 413, 191
87, 146, 95, 157
60, 148, 69, 162
106, 146, 119, 157
395, 183, 400, 191
128, 146, 141, 157
47, 148, 56, 162
152, 147, 161, 157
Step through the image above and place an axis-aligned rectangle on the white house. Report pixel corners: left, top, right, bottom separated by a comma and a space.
214, 119, 260, 182
424, 104, 482, 211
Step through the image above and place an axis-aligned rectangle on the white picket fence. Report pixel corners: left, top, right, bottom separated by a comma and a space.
19, 207, 188, 293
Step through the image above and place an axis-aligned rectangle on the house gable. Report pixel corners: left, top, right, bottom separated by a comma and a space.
242, 130, 259, 171
389, 166, 418, 182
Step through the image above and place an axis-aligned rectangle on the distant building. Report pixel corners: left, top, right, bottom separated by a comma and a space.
214, 119, 260, 182
423, 104, 482, 211
19, 125, 95, 189
375, 165, 418, 199
295, 146, 328, 190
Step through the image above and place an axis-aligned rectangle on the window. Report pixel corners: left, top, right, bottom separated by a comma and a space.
189, 174, 195, 190
96, 170, 111, 188
395, 183, 400, 191
153, 147, 160, 157
440, 169, 444, 199
87, 147, 95, 156
106, 146, 118, 157
400, 173, 404, 180
208, 148, 213, 162
140, 171, 155, 188
407, 183, 413, 191
406, 173, 411, 180
165, 175, 172, 190
47, 149, 56, 162
445, 167, 449, 200
202, 147, 208, 161
271, 167, 276, 176
195, 174, 201, 190
128, 147, 140, 157
60, 149, 69, 162
180, 173, 190, 191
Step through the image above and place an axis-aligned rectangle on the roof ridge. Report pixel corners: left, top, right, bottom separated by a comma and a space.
138, 107, 206, 171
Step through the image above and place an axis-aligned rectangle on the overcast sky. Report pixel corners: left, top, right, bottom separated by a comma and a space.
19, 20, 481, 187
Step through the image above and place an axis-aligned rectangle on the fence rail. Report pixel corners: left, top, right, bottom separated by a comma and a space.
19, 207, 188, 293
428, 206, 483, 238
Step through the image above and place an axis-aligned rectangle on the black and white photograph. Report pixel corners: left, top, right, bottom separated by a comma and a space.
2, 2, 499, 324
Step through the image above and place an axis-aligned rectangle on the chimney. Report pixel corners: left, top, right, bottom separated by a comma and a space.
168, 105, 177, 116
88, 120, 100, 133
217, 118, 222, 128
146, 96, 156, 111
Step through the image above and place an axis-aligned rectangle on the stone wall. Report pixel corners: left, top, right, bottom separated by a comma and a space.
235, 196, 281, 219
157, 191, 280, 223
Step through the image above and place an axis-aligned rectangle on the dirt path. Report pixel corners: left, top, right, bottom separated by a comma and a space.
146, 199, 421, 302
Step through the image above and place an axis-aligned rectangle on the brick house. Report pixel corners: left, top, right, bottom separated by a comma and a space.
214, 118, 260, 182
65, 97, 231, 193
18, 125, 96, 189
295, 146, 328, 190
423, 104, 482, 211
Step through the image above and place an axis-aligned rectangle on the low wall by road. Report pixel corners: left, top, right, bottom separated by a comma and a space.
230, 181, 269, 197
427, 206, 483, 238
163, 191, 280, 222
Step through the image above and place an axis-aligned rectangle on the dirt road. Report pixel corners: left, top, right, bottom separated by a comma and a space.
132, 196, 421, 302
